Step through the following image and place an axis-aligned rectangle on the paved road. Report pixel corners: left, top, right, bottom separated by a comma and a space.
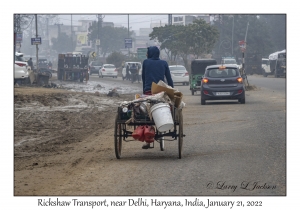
86, 74, 286, 196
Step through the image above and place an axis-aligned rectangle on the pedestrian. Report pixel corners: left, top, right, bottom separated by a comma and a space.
27, 57, 34, 70
126, 63, 131, 80
141, 46, 174, 149
130, 63, 138, 83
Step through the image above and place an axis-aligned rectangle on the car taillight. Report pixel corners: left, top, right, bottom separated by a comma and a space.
202, 78, 209, 83
238, 89, 243, 94
102, 69, 105, 71
237, 77, 243, 83
114, 68, 118, 71
184, 72, 189, 76
203, 90, 209, 95
16, 63, 26, 67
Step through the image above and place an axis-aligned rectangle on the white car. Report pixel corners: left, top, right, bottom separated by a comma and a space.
99, 64, 118, 78
122, 62, 142, 80
14, 52, 29, 84
221, 57, 240, 70
169, 65, 189, 86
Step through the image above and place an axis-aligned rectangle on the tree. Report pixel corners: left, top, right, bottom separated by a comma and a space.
149, 20, 219, 68
187, 19, 219, 58
88, 22, 133, 57
106, 51, 125, 68
51, 32, 76, 53
212, 14, 281, 59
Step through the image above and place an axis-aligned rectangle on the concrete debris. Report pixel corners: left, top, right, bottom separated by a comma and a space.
107, 88, 120, 97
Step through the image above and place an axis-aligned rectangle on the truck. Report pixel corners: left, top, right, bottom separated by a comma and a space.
245, 53, 262, 75
261, 49, 286, 77
57, 53, 89, 82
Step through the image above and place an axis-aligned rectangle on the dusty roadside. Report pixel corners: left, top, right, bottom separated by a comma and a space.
14, 86, 135, 195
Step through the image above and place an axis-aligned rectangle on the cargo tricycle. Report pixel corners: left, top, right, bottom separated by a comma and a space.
114, 96, 184, 159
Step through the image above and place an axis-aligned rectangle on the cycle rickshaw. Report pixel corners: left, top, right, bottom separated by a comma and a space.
114, 89, 185, 159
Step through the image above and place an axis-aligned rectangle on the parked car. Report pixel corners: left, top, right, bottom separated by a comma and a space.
89, 61, 103, 75
14, 52, 29, 84
15, 52, 29, 69
169, 65, 189, 86
200, 64, 245, 105
14, 63, 29, 83
99, 64, 118, 78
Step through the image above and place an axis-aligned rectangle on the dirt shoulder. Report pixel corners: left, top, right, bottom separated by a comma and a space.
14, 86, 134, 195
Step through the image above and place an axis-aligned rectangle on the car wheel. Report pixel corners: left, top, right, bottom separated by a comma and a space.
186, 82, 189, 86
239, 98, 246, 104
191, 90, 194, 95
201, 98, 205, 105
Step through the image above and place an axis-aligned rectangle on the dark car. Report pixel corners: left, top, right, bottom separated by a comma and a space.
200, 64, 246, 105
89, 61, 103, 75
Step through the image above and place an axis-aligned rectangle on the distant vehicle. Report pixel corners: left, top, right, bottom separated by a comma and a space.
15, 52, 29, 70
245, 53, 262, 75
89, 61, 103, 75
221, 57, 240, 70
169, 65, 189, 86
14, 52, 29, 84
200, 64, 245, 105
261, 58, 270, 77
269, 50, 286, 78
190, 59, 217, 95
99, 64, 118, 78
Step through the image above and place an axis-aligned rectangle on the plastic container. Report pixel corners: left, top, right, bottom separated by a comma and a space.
150, 103, 174, 132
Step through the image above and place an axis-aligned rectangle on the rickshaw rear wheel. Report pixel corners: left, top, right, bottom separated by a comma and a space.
178, 109, 183, 159
159, 136, 164, 151
114, 114, 122, 159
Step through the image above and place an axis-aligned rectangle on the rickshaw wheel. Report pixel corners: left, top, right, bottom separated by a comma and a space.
114, 114, 122, 159
178, 109, 183, 159
159, 136, 164, 151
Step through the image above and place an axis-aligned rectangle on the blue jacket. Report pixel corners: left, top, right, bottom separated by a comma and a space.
142, 46, 174, 93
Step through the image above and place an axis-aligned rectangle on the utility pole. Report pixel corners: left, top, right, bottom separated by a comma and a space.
231, 15, 234, 56
168, 14, 172, 25
71, 14, 73, 52
128, 14, 130, 57
35, 14, 39, 73
46, 17, 49, 49
96, 14, 105, 58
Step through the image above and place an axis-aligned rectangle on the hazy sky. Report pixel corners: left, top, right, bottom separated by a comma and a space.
59, 14, 176, 31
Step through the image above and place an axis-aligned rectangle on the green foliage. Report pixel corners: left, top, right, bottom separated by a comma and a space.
106, 51, 125, 68
212, 14, 285, 59
149, 20, 219, 68
51, 32, 76, 53
88, 22, 133, 57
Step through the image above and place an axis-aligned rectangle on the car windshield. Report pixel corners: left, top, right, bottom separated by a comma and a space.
223, 59, 237, 64
104, 65, 115, 68
206, 68, 238, 78
15, 55, 25, 62
169, 66, 186, 71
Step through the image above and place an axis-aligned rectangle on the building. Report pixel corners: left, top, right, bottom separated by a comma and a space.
172, 15, 211, 26
150, 22, 167, 29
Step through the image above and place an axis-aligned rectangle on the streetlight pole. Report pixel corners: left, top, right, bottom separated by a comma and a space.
232, 15, 234, 56
128, 14, 130, 57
